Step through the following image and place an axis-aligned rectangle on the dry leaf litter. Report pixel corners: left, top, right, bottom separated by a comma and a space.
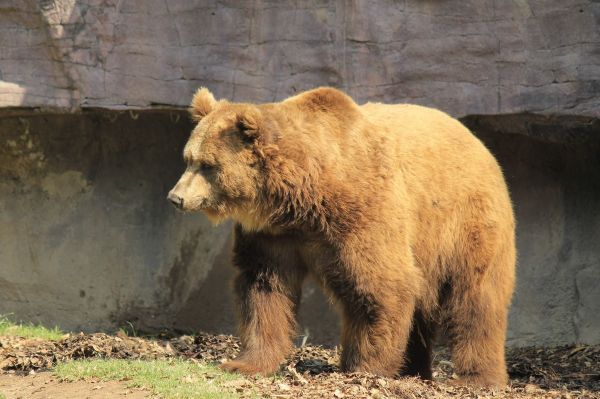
1, 332, 598, 398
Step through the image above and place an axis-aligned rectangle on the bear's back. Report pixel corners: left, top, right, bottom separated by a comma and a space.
360, 101, 513, 260
359, 102, 505, 192
360, 102, 481, 158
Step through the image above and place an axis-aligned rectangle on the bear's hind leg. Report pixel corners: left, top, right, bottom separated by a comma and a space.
448, 202, 515, 387
401, 309, 433, 380
448, 280, 510, 387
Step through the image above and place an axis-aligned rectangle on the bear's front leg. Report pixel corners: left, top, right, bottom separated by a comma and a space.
220, 227, 306, 375
322, 235, 421, 377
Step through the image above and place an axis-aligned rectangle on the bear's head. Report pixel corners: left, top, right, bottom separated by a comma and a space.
167, 88, 277, 231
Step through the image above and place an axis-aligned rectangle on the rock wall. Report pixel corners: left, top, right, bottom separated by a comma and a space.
2, 0, 599, 115
0, 0, 599, 346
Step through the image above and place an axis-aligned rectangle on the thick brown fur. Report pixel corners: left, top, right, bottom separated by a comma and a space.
169, 87, 516, 387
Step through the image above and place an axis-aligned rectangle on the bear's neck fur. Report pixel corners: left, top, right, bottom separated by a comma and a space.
249, 87, 391, 240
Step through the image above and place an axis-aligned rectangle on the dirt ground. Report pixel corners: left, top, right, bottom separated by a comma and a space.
1, 332, 599, 398
0, 372, 151, 399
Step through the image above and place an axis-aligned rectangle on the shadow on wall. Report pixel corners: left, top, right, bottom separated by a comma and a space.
0, 107, 342, 343
463, 115, 600, 346
0, 109, 225, 332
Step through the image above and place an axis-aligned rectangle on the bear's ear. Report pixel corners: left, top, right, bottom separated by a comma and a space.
189, 87, 216, 122
235, 108, 261, 142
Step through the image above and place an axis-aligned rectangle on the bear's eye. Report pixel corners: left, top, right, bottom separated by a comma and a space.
198, 162, 216, 174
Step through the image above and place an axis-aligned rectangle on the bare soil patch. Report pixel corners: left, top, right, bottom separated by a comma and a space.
0, 371, 151, 399
1, 332, 599, 398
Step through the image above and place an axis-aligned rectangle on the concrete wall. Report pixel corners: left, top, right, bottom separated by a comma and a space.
0, 0, 599, 346
0, 109, 227, 332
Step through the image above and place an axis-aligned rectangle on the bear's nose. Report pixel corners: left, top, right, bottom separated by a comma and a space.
167, 191, 184, 209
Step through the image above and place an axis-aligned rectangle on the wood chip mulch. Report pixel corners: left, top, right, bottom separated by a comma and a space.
1, 332, 599, 398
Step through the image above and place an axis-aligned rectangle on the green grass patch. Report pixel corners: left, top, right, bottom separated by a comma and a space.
0, 316, 64, 340
0, 392, 6, 399
55, 359, 249, 399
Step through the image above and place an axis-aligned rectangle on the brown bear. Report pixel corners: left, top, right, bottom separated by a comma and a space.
168, 87, 516, 387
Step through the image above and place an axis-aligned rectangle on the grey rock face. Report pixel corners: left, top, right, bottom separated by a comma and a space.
0, 1, 599, 346
1, 0, 599, 115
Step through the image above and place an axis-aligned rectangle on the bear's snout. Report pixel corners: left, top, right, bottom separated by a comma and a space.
167, 190, 184, 209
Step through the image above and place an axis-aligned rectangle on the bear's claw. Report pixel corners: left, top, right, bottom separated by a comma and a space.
219, 360, 272, 376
